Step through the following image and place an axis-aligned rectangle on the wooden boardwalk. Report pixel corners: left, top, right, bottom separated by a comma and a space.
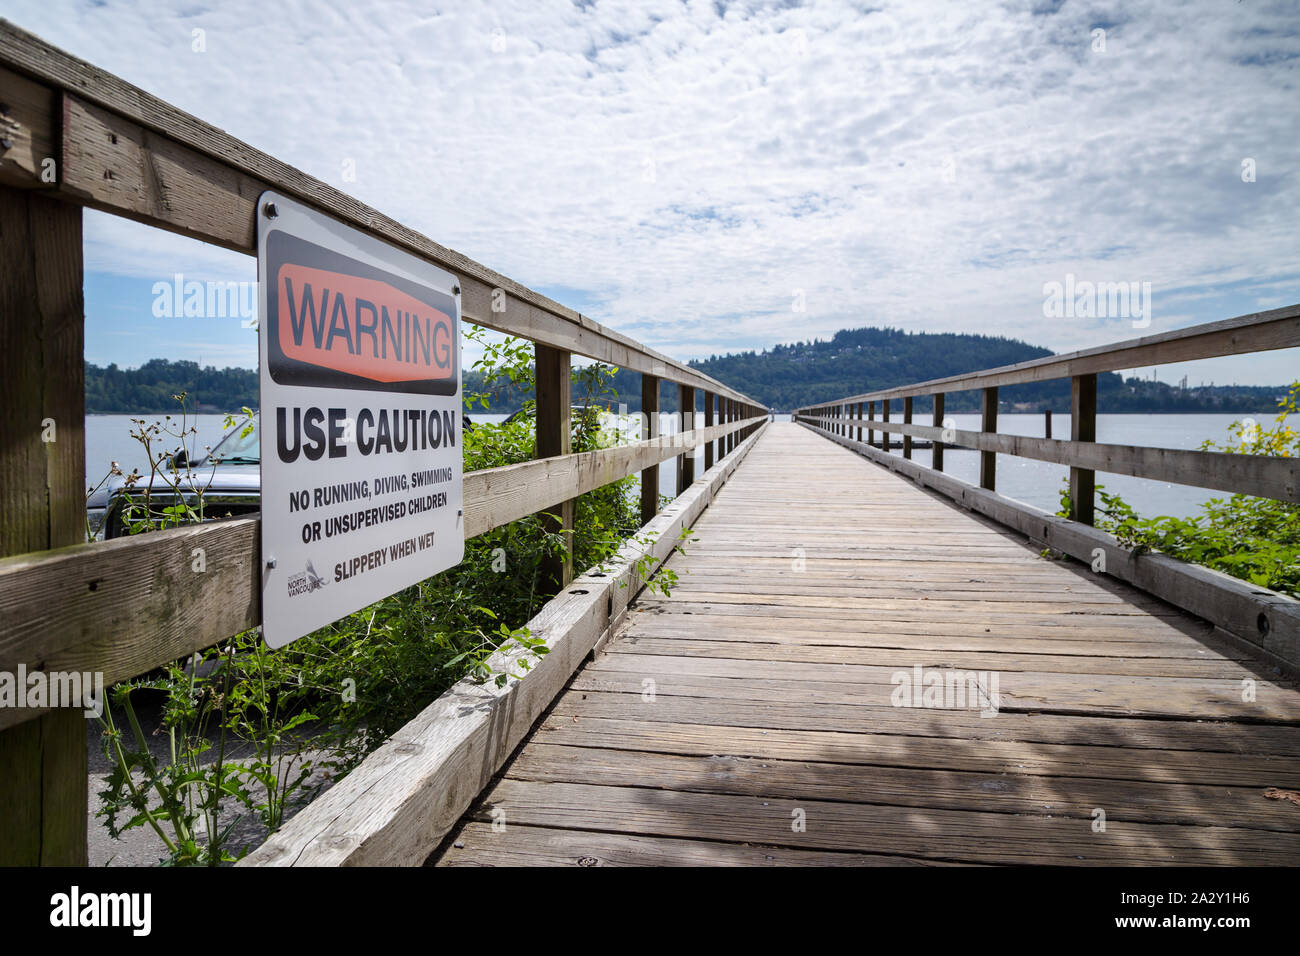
432, 423, 1300, 866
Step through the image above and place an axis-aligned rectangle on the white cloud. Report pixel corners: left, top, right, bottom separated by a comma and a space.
14, 0, 1300, 383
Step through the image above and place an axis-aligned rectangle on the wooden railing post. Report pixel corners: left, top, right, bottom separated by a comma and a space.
903, 396, 914, 460
932, 392, 945, 472
867, 401, 875, 447
703, 391, 715, 471
640, 373, 660, 525
536, 345, 574, 587
856, 401, 863, 443
1045, 408, 1053, 440
677, 385, 695, 494
0, 190, 87, 866
980, 386, 998, 491
882, 399, 891, 451
721, 397, 729, 460
1070, 374, 1097, 525
728, 399, 735, 454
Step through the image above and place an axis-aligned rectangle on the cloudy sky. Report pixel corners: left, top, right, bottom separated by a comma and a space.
12, 0, 1300, 386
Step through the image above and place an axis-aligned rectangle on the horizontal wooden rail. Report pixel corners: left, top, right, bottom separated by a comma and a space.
796, 307, 1300, 524
0, 415, 765, 730
798, 303, 1300, 406
0, 21, 752, 405
804, 415, 1298, 502
242, 423, 768, 866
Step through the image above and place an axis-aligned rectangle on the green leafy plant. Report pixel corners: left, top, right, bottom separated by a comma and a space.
1058, 381, 1300, 598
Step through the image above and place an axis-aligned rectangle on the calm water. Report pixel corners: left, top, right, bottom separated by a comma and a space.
782, 411, 1268, 517
86, 411, 1267, 519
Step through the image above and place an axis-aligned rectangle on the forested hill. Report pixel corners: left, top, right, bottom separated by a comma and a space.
687, 328, 1059, 411
682, 327, 1287, 413
86, 359, 258, 413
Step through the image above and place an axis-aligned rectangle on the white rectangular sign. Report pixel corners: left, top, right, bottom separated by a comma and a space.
257, 192, 464, 648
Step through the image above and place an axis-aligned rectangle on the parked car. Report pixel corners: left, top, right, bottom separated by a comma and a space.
100, 418, 262, 539
94, 412, 478, 539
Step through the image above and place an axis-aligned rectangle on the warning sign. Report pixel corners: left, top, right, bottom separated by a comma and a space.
257, 192, 464, 648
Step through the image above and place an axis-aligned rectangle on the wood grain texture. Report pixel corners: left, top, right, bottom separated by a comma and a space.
535, 345, 573, 588
0, 66, 56, 187
799, 420, 1300, 668
1071, 373, 1097, 524
433, 423, 1300, 867
640, 374, 660, 526
0, 188, 86, 865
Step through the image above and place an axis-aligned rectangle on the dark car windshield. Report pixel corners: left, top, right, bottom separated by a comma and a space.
205, 418, 259, 464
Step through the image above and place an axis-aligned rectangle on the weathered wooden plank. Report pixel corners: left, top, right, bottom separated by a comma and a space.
530, 714, 1300, 788
903, 396, 913, 460
0, 66, 56, 187
703, 391, 714, 471
627, 609, 1221, 644
504, 743, 1300, 833
467, 779, 1300, 865
552, 688, 1300, 755
640, 374, 659, 525
676, 385, 694, 495
434, 821, 957, 866
535, 345, 573, 588
979, 386, 997, 490
1071, 372, 1097, 524
609, 635, 1260, 678
932, 392, 945, 470
0, 188, 85, 865
587, 652, 1300, 720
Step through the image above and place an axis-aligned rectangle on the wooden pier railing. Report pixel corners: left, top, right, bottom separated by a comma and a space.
795, 305, 1300, 670
0, 21, 767, 866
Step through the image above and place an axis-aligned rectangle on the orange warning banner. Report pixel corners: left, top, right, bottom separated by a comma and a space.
276, 263, 455, 383
265, 230, 459, 395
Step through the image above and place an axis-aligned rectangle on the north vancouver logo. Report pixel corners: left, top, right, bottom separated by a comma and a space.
286, 560, 328, 598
